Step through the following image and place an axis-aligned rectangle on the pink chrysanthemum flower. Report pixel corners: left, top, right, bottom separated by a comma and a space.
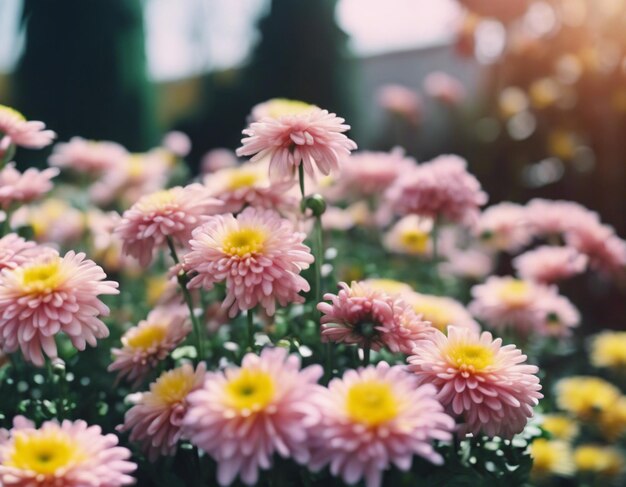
513, 246, 588, 284
0, 416, 135, 487
183, 347, 323, 486
0, 234, 42, 272
108, 305, 192, 387
0, 251, 119, 366
0, 163, 58, 209
475, 202, 531, 253
161, 131, 191, 158
405, 292, 480, 334
383, 215, 433, 257
440, 247, 494, 280
524, 198, 599, 239
120, 362, 206, 461
376, 84, 423, 124
49, 137, 128, 174
203, 160, 297, 213
535, 292, 580, 338
317, 281, 434, 354
385, 155, 487, 225
12, 198, 85, 246
339, 150, 415, 198
564, 220, 626, 276
0, 105, 56, 149
201, 148, 239, 174
116, 184, 222, 267
236, 106, 357, 181
309, 362, 454, 487
408, 326, 543, 438
423, 72, 466, 106
468, 276, 547, 335
185, 207, 314, 317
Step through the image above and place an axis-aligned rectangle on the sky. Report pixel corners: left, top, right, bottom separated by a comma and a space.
0, 0, 460, 81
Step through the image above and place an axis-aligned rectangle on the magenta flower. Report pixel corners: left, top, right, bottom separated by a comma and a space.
0, 105, 56, 149
408, 326, 543, 438
183, 347, 323, 486
385, 155, 487, 225
236, 107, 357, 180
108, 305, 192, 388
309, 362, 454, 487
0, 163, 58, 209
0, 416, 135, 486
185, 207, 314, 317
0, 251, 119, 366
116, 184, 223, 266
513, 245, 588, 284
49, 137, 128, 174
318, 281, 434, 354
120, 362, 206, 461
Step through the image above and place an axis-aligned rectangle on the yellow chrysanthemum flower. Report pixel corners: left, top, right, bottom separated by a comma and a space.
574, 445, 624, 477
530, 438, 574, 478
541, 414, 579, 442
555, 376, 620, 420
590, 331, 626, 369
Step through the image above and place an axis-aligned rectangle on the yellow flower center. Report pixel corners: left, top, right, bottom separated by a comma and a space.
264, 99, 314, 119
227, 170, 260, 190
400, 229, 429, 254
125, 323, 167, 351
225, 369, 276, 412
346, 380, 399, 426
139, 189, 176, 210
151, 367, 196, 406
6, 430, 83, 475
20, 260, 63, 294
542, 415, 578, 441
498, 280, 531, 307
0, 105, 25, 122
365, 279, 411, 295
222, 227, 266, 257
127, 155, 145, 179
448, 343, 494, 372
412, 301, 452, 332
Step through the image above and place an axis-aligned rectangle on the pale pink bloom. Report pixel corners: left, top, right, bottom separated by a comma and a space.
0, 416, 135, 487
161, 131, 191, 158
405, 292, 480, 334
0, 234, 41, 272
321, 202, 373, 231
440, 248, 494, 280
49, 137, 128, 174
513, 246, 588, 284
203, 160, 297, 213
468, 276, 547, 334
376, 84, 423, 124
535, 292, 580, 338
475, 202, 531, 252
309, 362, 454, 487
339, 149, 415, 198
185, 207, 314, 317
0, 105, 56, 149
120, 362, 206, 461
0, 251, 118, 366
524, 198, 599, 239
236, 107, 357, 180
201, 148, 239, 174
183, 347, 323, 486
0, 163, 58, 209
423, 72, 466, 106
108, 305, 192, 387
318, 281, 434, 354
383, 215, 433, 257
408, 326, 543, 438
116, 184, 223, 267
90, 150, 170, 207
564, 220, 626, 276
249, 98, 317, 122
385, 155, 487, 225
11, 198, 85, 246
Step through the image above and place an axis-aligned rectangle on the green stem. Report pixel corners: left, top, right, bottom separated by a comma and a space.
431, 217, 443, 294
298, 164, 306, 200
246, 308, 255, 351
313, 216, 323, 313
166, 237, 205, 363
